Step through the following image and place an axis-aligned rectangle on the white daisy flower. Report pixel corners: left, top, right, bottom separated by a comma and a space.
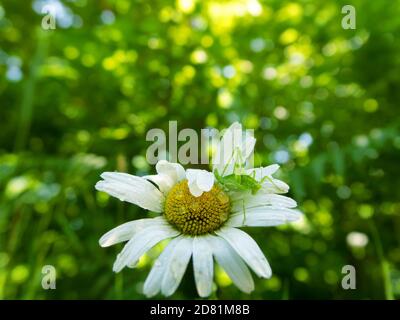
95, 122, 302, 298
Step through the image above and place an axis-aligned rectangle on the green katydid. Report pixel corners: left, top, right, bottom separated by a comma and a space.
214, 146, 286, 224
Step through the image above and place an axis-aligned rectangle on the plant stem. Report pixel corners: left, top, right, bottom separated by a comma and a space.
14, 28, 49, 152
369, 220, 394, 300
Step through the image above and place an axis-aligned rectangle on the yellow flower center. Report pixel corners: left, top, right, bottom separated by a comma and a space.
164, 180, 230, 235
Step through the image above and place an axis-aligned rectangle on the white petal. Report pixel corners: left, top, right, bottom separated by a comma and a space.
212, 122, 242, 176
161, 236, 193, 296
99, 216, 167, 247
207, 235, 254, 293
245, 164, 288, 194
112, 224, 179, 272
143, 174, 174, 195
195, 171, 214, 191
143, 237, 181, 297
232, 193, 297, 212
262, 178, 289, 194
95, 172, 165, 212
212, 122, 255, 176
226, 207, 302, 227
242, 135, 256, 160
215, 227, 272, 278
188, 182, 203, 197
246, 164, 280, 180
143, 161, 186, 195
185, 169, 202, 197
186, 169, 198, 183
186, 169, 214, 197
193, 236, 214, 297
156, 160, 186, 182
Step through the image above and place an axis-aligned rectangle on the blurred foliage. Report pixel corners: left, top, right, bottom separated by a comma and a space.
1, 0, 400, 300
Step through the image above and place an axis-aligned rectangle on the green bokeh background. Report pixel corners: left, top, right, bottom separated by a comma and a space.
1, 0, 400, 299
